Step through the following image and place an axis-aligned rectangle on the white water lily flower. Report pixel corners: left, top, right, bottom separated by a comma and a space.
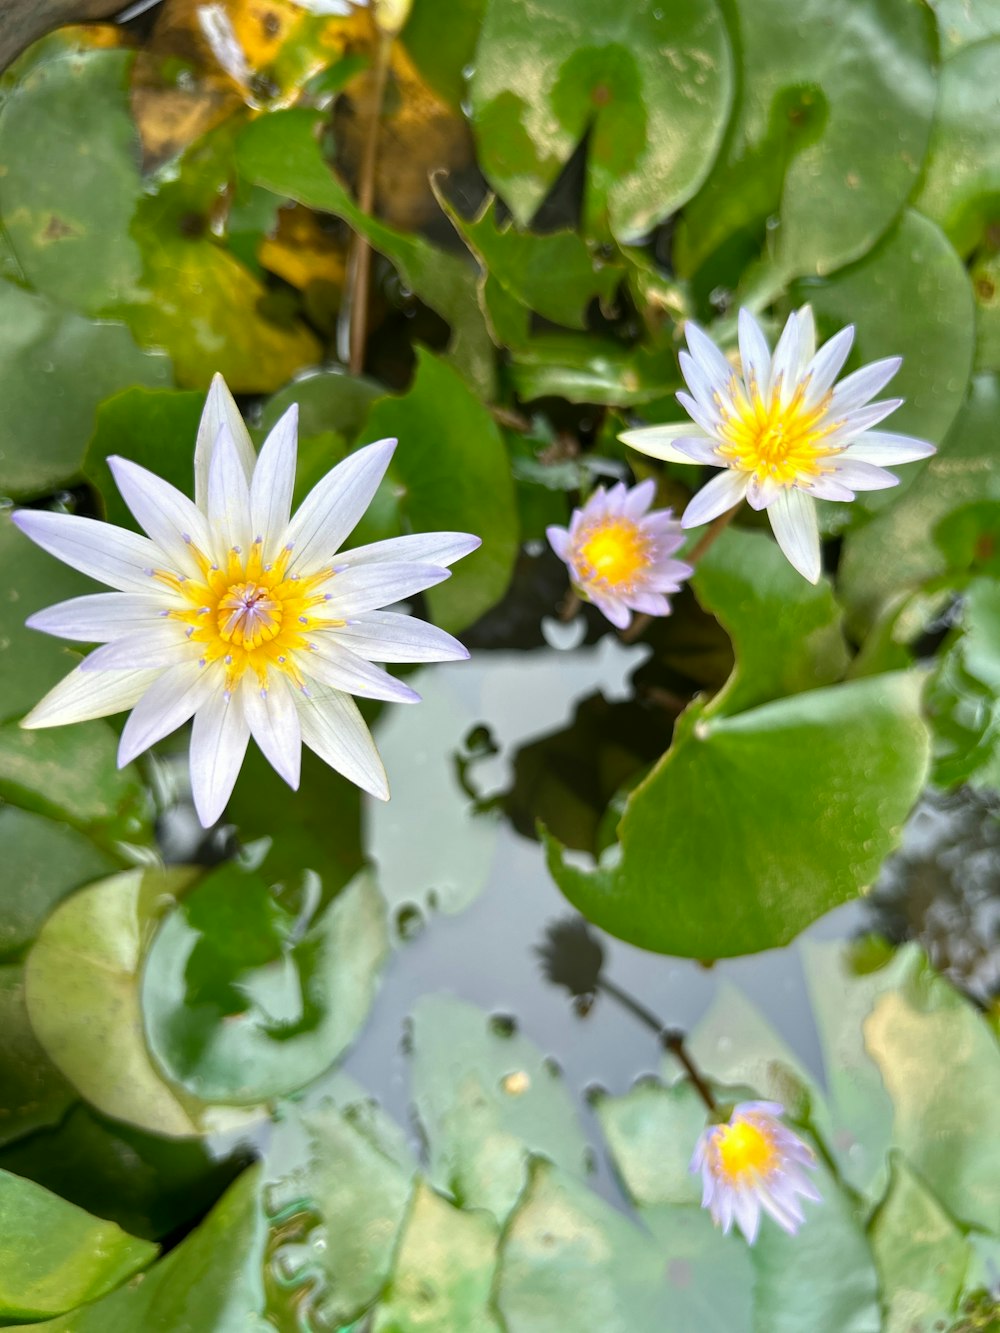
620, 306, 935, 583
691, 1100, 821, 1245
546, 480, 692, 630
14, 375, 480, 827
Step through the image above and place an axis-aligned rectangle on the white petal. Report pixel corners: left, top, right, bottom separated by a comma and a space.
828, 398, 904, 441
12, 510, 167, 593
250, 404, 298, 559
623, 479, 657, 517
827, 458, 900, 491
767, 488, 821, 583
802, 474, 855, 502
737, 308, 771, 395
684, 320, 734, 387
746, 472, 782, 511
81, 623, 193, 671
107, 456, 212, 575
680, 469, 749, 528
802, 325, 854, 407
838, 430, 935, 464
243, 673, 301, 789
297, 688, 389, 799
207, 423, 254, 556
334, 530, 480, 570
321, 562, 450, 617
189, 683, 250, 827
589, 591, 631, 629
829, 357, 901, 415
118, 659, 220, 767
674, 437, 726, 465
768, 310, 801, 407
679, 350, 730, 419
546, 525, 570, 559
21, 665, 162, 729
328, 611, 469, 663
795, 304, 817, 373
620, 424, 711, 464
676, 391, 725, 440
195, 373, 256, 511
25, 592, 178, 642
303, 637, 421, 703
628, 591, 672, 617
281, 437, 396, 574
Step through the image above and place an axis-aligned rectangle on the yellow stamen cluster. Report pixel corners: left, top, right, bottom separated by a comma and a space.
713, 1118, 778, 1185
158, 541, 337, 692
575, 519, 650, 590
715, 374, 841, 486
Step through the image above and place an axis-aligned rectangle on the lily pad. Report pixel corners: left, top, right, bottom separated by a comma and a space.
410, 994, 590, 1223
0, 1167, 157, 1324
0, 965, 76, 1148
361, 349, 519, 632
470, 0, 734, 242
141, 866, 388, 1105
0, 280, 172, 499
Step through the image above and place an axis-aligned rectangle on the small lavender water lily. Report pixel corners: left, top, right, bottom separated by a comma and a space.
13, 375, 480, 827
621, 306, 935, 583
691, 1100, 821, 1244
546, 480, 692, 630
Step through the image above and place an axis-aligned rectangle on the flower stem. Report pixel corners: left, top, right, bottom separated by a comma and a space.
346, 27, 393, 375
596, 978, 717, 1113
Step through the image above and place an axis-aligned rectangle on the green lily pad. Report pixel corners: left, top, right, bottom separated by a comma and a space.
494, 1158, 673, 1331
839, 374, 1000, 632
360, 349, 518, 632
141, 866, 387, 1105
410, 994, 590, 1223
509, 333, 678, 406
0, 964, 75, 1148
929, 0, 1000, 52
470, 0, 733, 242
870, 1155, 971, 1333
24, 866, 263, 1138
233, 107, 496, 397
864, 949, 1000, 1233
400, 0, 486, 111
915, 38, 1000, 258
675, 0, 935, 283
546, 672, 929, 958
798, 210, 975, 513
0, 1167, 157, 1323
928, 577, 1000, 790
596, 1080, 711, 1209
371, 1179, 502, 1332
692, 527, 849, 719
438, 190, 623, 332
0, 280, 172, 499
264, 1098, 416, 1327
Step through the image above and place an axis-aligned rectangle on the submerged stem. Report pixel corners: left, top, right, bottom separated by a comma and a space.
347, 29, 393, 375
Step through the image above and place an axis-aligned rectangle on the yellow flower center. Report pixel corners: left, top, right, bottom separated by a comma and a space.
157, 541, 338, 692
713, 1118, 778, 1184
576, 519, 649, 589
716, 374, 841, 486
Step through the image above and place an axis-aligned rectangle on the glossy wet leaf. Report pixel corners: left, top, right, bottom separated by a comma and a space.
798, 210, 975, 513
870, 1155, 970, 1333
2, 1167, 268, 1331
410, 994, 590, 1223
675, 0, 935, 282
0, 281, 172, 499
509, 334, 678, 407
495, 1158, 672, 1331
0, 965, 75, 1148
234, 107, 496, 396
915, 39, 1000, 257
840, 375, 1000, 631
0, 1167, 157, 1322
692, 527, 849, 719
264, 1098, 415, 1326
547, 672, 929, 957
470, 0, 733, 242
864, 948, 1000, 1233
23, 866, 251, 1138
361, 349, 518, 631
371, 1179, 502, 1332
142, 866, 387, 1105
751, 1161, 881, 1333
439, 191, 623, 331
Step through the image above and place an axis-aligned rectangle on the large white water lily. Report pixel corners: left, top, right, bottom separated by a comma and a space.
14, 375, 479, 827
620, 306, 935, 583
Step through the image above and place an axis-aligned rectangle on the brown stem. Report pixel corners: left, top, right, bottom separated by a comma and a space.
558, 589, 582, 622
661, 1030, 717, 1111
347, 30, 393, 376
